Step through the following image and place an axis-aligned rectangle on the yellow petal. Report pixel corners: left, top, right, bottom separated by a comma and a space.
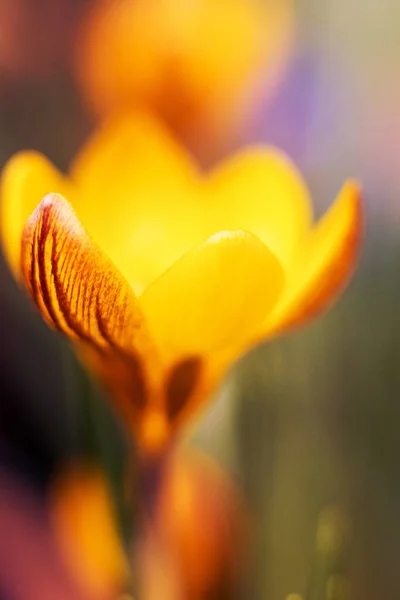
0, 151, 72, 278
50, 467, 129, 600
140, 230, 284, 359
206, 148, 313, 265
21, 193, 150, 355
264, 181, 362, 333
70, 112, 201, 293
71, 112, 196, 189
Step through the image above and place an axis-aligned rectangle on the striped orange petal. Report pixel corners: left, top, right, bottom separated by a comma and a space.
21, 192, 162, 440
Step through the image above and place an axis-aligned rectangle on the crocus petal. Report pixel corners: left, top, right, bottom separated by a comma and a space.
140, 230, 284, 360
264, 181, 362, 334
70, 112, 203, 294
20, 193, 163, 428
205, 148, 313, 265
50, 467, 129, 600
21, 193, 149, 355
0, 151, 72, 278
71, 112, 196, 190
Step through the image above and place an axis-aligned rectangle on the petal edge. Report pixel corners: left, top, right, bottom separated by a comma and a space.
140, 229, 285, 359
264, 180, 362, 334
1, 151, 71, 278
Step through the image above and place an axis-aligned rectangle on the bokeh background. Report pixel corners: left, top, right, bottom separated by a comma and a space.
0, 1, 399, 599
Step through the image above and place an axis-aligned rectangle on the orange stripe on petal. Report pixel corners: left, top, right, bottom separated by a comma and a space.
21, 193, 149, 354
265, 180, 362, 334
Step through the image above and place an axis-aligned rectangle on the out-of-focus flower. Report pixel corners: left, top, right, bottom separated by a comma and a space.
0, 112, 362, 453
75, 0, 293, 152
144, 449, 247, 600
51, 466, 130, 600
49, 451, 245, 600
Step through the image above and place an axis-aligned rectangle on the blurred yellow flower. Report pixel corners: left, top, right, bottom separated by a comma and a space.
0, 112, 362, 453
76, 0, 293, 150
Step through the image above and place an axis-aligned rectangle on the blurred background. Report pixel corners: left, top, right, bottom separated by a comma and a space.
0, 1, 399, 599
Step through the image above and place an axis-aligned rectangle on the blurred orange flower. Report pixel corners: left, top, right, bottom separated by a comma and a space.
147, 450, 247, 600
76, 0, 293, 151
0, 112, 362, 453
51, 451, 245, 600
51, 467, 130, 600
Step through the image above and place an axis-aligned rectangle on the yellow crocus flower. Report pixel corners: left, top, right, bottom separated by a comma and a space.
0, 112, 362, 453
